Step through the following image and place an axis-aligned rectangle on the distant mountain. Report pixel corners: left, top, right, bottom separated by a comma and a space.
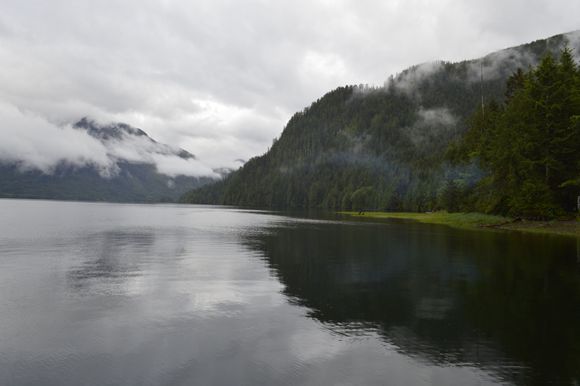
74, 118, 197, 161
182, 31, 580, 211
0, 119, 216, 202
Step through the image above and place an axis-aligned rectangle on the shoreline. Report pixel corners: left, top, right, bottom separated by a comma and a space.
339, 211, 580, 238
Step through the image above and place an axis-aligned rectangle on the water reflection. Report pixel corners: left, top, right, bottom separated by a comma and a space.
1, 200, 578, 386
242, 220, 580, 384
65, 226, 196, 297
68, 230, 154, 287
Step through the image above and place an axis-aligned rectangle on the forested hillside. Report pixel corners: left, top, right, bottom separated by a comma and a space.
448, 49, 580, 217
183, 32, 580, 217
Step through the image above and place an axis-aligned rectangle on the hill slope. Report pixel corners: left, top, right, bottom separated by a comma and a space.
183, 31, 580, 211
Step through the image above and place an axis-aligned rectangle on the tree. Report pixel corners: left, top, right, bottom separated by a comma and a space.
439, 180, 461, 212
351, 186, 377, 212
454, 49, 580, 217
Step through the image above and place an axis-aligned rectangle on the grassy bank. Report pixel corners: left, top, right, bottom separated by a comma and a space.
340, 211, 580, 238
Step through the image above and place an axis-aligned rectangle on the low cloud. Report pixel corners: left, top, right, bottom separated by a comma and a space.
390, 62, 445, 96
151, 154, 217, 178
407, 107, 458, 148
0, 102, 112, 174
565, 30, 580, 60
417, 107, 457, 127
466, 45, 541, 84
0, 103, 217, 178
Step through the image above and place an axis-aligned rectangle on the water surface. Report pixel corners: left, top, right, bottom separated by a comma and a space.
0, 199, 578, 385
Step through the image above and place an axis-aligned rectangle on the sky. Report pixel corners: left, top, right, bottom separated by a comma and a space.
0, 0, 579, 176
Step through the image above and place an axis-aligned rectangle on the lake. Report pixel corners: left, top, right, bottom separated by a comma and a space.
0, 199, 578, 385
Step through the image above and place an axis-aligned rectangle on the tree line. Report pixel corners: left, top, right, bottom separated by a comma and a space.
448, 48, 580, 218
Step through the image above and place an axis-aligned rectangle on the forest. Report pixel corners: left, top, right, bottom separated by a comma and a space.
447, 49, 580, 217
182, 36, 579, 219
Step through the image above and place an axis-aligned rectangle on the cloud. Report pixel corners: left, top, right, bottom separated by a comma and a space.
0, 0, 578, 171
0, 102, 113, 174
407, 107, 458, 148
391, 61, 445, 96
565, 30, 580, 60
0, 103, 217, 178
151, 154, 217, 178
417, 107, 457, 127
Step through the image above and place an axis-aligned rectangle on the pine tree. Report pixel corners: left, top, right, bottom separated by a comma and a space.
456, 49, 580, 217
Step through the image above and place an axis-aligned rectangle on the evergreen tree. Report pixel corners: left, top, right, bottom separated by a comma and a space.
456, 49, 580, 217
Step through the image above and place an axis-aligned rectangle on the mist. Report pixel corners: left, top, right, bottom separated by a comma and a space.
0, 104, 217, 178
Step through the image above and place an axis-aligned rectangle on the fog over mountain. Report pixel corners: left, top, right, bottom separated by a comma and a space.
0, 118, 216, 202
0, 106, 217, 178
0, 0, 578, 172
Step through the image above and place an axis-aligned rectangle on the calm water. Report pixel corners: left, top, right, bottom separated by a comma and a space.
0, 200, 579, 385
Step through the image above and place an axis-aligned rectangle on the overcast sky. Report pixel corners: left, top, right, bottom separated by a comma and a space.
0, 0, 579, 174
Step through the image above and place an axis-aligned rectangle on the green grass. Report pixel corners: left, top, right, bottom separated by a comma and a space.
339, 211, 580, 238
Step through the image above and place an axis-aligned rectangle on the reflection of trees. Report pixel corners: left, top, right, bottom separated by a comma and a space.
243, 221, 580, 384
462, 235, 580, 385
67, 230, 155, 291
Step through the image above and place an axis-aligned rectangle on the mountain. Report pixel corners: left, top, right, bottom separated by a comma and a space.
74, 118, 197, 161
0, 119, 216, 202
182, 31, 580, 212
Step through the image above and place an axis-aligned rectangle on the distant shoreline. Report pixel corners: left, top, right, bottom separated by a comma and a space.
339, 211, 580, 238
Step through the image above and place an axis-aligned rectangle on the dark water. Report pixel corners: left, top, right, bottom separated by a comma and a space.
0, 200, 579, 385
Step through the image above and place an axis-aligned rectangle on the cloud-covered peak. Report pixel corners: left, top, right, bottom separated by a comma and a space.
74, 117, 197, 161
75, 117, 149, 141
0, 105, 217, 179
74, 117, 215, 178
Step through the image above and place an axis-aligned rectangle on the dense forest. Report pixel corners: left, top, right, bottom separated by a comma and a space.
448, 49, 580, 217
182, 33, 580, 218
